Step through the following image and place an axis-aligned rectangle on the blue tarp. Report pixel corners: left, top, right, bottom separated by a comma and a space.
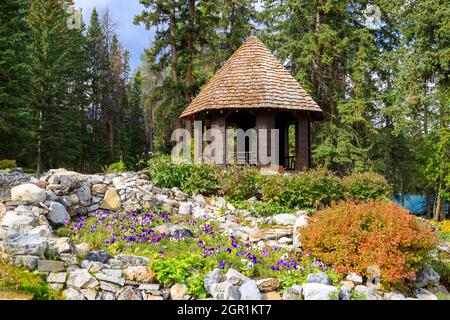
391, 194, 449, 215
391, 195, 427, 214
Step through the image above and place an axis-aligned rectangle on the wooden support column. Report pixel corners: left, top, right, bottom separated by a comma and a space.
256, 111, 277, 167
295, 114, 310, 171
211, 115, 226, 164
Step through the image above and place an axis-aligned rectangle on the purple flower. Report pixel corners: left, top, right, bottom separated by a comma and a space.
218, 260, 226, 269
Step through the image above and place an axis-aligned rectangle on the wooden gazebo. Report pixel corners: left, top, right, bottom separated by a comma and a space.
180, 36, 323, 171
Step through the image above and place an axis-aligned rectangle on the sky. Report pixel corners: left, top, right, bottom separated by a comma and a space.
74, 0, 155, 71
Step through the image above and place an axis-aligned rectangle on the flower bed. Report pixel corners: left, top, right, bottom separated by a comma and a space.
66, 208, 340, 298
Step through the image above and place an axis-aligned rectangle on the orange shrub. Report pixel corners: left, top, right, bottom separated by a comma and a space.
300, 201, 438, 285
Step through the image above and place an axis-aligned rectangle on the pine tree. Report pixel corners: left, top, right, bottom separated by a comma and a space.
0, 0, 33, 165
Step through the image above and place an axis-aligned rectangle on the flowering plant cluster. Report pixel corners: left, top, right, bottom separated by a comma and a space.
67, 207, 339, 294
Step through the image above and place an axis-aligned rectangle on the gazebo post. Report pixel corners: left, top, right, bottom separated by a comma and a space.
256, 111, 276, 167
211, 115, 226, 164
295, 114, 310, 171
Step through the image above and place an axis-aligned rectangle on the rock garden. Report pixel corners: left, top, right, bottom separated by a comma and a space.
0, 161, 449, 300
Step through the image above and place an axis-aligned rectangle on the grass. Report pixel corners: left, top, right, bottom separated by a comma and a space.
0, 259, 63, 300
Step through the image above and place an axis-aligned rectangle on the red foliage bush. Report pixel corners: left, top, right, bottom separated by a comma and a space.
300, 201, 438, 285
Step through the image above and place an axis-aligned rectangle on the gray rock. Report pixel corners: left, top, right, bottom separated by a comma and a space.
29, 225, 53, 238
282, 285, 303, 300
96, 291, 116, 300
226, 268, 250, 286
11, 184, 46, 204
385, 291, 406, 300
272, 214, 297, 225
345, 273, 363, 284
306, 272, 331, 285
11, 255, 39, 269
239, 280, 262, 300
138, 283, 161, 291
302, 283, 339, 300
67, 269, 99, 289
95, 273, 125, 286
178, 202, 193, 215
415, 264, 440, 288
86, 250, 112, 264
75, 242, 91, 257
99, 281, 121, 293
170, 283, 190, 300
256, 278, 280, 293
49, 283, 64, 291
204, 269, 224, 294
1, 211, 36, 228
63, 288, 85, 300
47, 272, 68, 283
80, 288, 98, 300
5, 233, 47, 255
116, 287, 142, 300
38, 260, 65, 272
353, 285, 379, 300
339, 285, 351, 300
413, 288, 438, 300
47, 201, 70, 225
210, 281, 241, 300
115, 254, 150, 267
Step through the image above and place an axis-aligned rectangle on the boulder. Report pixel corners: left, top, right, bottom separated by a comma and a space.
178, 202, 193, 215
11, 184, 46, 204
256, 278, 280, 293
1, 211, 36, 228
239, 280, 262, 300
123, 266, 155, 283
262, 291, 282, 300
302, 283, 339, 300
272, 214, 297, 226
5, 233, 47, 256
116, 287, 142, 300
413, 288, 438, 300
66, 269, 99, 290
414, 264, 440, 288
353, 285, 380, 300
226, 268, 250, 286
293, 215, 308, 248
306, 272, 332, 285
91, 184, 107, 196
115, 254, 150, 267
47, 272, 68, 284
384, 291, 406, 300
77, 182, 92, 206
204, 269, 224, 294
170, 283, 190, 300
340, 285, 351, 300
75, 243, 92, 258
80, 288, 98, 300
63, 288, 85, 300
37, 260, 65, 272
345, 273, 363, 285
95, 273, 125, 286
210, 281, 241, 300
282, 285, 303, 300
100, 188, 122, 211
47, 201, 70, 225
85, 250, 113, 264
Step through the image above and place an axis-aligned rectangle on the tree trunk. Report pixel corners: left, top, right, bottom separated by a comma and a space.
185, 0, 195, 103
37, 110, 43, 173
426, 189, 432, 218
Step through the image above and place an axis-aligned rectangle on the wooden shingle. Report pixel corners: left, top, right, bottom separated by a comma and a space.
180, 36, 323, 120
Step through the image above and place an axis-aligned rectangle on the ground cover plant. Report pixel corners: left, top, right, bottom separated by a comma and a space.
67, 208, 341, 298
0, 258, 62, 300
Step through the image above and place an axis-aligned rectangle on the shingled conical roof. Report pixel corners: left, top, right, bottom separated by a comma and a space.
180, 36, 323, 120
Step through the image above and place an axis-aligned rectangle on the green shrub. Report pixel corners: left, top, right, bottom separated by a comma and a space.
181, 163, 218, 195
0, 160, 16, 170
261, 170, 343, 209
106, 161, 126, 173
216, 165, 260, 200
343, 171, 392, 201
147, 155, 193, 189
